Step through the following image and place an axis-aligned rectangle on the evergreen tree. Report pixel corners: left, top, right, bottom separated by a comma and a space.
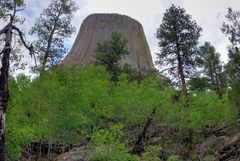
188, 76, 210, 91
156, 4, 202, 106
222, 8, 240, 111
199, 42, 226, 98
222, 8, 240, 81
94, 32, 129, 83
222, 8, 240, 47
156, 4, 202, 149
0, 0, 33, 160
30, 0, 78, 72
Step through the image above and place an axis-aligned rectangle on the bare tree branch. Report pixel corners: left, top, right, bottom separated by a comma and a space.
15, 8, 24, 12
12, 25, 37, 66
12, 25, 29, 50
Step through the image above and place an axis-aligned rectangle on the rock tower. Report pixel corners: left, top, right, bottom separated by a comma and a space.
63, 13, 155, 70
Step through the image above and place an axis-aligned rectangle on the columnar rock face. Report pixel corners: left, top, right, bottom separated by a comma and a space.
63, 13, 155, 70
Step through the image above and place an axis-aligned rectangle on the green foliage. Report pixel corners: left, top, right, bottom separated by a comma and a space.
30, 0, 78, 70
6, 65, 237, 159
222, 8, 240, 111
141, 145, 162, 161
112, 74, 178, 125
90, 124, 139, 161
228, 81, 240, 113
0, 0, 25, 20
121, 64, 158, 83
91, 124, 124, 146
6, 76, 38, 159
167, 155, 181, 161
94, 32, 129, 83
185, 91, 237, 129
225, 48, 240, 81
199, 42, 226, 97
188, 76, 210, 91
222, 8, 240, 45
6, 65, 112, 158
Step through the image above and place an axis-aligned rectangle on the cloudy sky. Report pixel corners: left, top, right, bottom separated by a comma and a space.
1, 0, 240, 74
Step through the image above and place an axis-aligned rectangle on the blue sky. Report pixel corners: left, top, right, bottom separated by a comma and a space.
1, 0, 240, 75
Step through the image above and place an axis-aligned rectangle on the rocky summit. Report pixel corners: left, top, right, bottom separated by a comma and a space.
63, 13, 155, 70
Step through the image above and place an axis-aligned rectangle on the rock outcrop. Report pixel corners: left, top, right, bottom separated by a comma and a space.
63, 13, 155, 70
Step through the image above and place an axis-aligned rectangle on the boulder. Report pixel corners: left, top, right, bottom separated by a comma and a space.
54, 147, 90, 161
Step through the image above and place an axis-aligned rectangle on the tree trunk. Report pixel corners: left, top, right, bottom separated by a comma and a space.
0, 25, 12, 161
176, 42, 193, 152
41, 26, 55, 73
176, 48, 189, 108
41, 9, 61, 73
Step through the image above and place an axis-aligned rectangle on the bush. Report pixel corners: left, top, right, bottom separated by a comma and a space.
90, 124, 139, 161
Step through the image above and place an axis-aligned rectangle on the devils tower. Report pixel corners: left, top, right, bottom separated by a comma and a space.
63, 13, 155, 70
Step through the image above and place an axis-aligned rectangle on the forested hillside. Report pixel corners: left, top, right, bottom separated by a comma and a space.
6, 65, 237, 160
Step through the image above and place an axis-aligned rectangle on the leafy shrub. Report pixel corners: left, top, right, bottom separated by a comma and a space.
90, 124, 139, 161
141, 145, 162, 161
167, 155, 181, 161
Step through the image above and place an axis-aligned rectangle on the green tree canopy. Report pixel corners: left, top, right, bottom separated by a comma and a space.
222, 8, 240, 82
222, 8, 240, 111
199, 42, 226, 97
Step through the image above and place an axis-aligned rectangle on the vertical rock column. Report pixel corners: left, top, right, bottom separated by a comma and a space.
63, 13, 155, 70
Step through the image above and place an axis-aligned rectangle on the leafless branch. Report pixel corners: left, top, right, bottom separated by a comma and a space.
12, 25, 37, 66
15, 8, 24, 12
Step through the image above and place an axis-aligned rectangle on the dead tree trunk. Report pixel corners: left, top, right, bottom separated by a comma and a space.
0, 24, 12, 161
0, 5, 34, 159
130, 108, 156, 155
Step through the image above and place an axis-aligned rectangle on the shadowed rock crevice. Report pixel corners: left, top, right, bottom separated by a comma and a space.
63, 13, 155, 70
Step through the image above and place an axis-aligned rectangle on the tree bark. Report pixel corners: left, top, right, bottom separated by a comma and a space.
41, 5, 63, 72
176, 51, 189, 107
175, 33, 192, 151
0, 3, 34, 160
0, 24, 12, 161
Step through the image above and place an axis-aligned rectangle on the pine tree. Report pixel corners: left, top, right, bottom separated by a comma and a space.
94, 32, 129, 83
30, 0, 78, 72
156, 4, 202, 150
222, 8, 240, 111
199, 42, 226, 98
156, 4, 202, 106
0, 0, 33, 160
188, 76, 210, 91
222, 8, 240, 81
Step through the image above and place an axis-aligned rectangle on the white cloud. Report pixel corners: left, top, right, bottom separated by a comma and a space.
180, 0, 240, 62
